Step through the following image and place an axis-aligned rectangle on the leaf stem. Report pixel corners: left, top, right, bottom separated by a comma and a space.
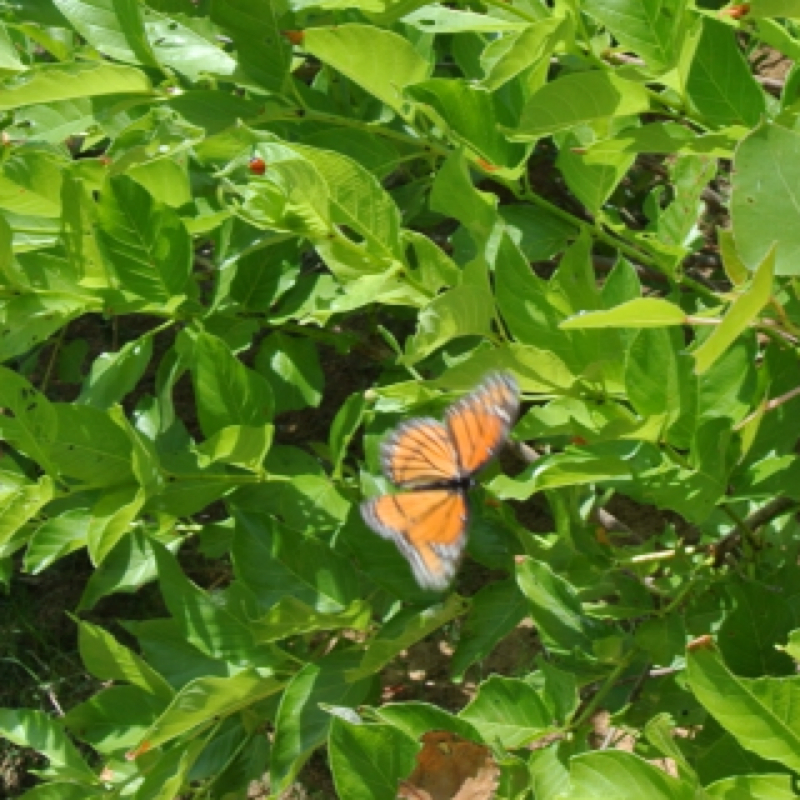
269, 109, 450, 157
570, 653, 635, 731
39, 323, 68, 394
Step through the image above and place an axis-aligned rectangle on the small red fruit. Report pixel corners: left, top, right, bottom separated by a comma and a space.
249, 157, 267, 175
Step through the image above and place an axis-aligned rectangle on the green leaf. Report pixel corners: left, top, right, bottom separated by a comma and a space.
185, 330, 274, 438
491, 447, 632, 500
47, 404, 135, 486
512, 72, 651, 138
232, 446, 350, 534
404, 285, 494, 363
233, 511, 362, 617
0, 709, 96, 784
24, 508, 90, 574
253, 595, 370, 642
96, 175, 192, 310
686, 639, 800, 772
210, 0, 291, 93
194, 424, 272, 471
530, 742, 573, 800
450, 579, 529, 681
716, 583, 797, 678
77, 619, 174, 702
347, 595, 468, 682
136, 668, 284, 754
123, 618, 230, 689
86, 484, 145, 565
692, 715, 788, 785
59, 173, 111, 289
64, 684, 162, 754
303, 25, 431, 116
430, 150, 498, 247
718, 228, 750, 287
329, 718, 418, 800
683, 18, 765, 128
731, 122, 800, 275
480, 18, 568, 91
52, 0, 159, 67
143, 8, 237, 82
0, 149, 65, 217
222, 240, 300, 313
562, 750, 696, 799
501, 204, 577, 262
705, 774, 799, 800
0, 21, 25, 71
692, 247, 774, 374
236, 145, 333, 242
495, 232, 569, 345
583, 0, 688, 72
515, 558, 602, 656
402, 6, 531, 31
406, 79, 527, 171
0, 366, 57, 473
77, 334, 153, 409
0, 472, 53, 552
329, 392, 366, 479
167, 90, 262, 137
66, 686, 161, 753
561, 297, 686, 328
254, 333, 323, 414
295, 144, 403, 263
0, 62, 152, 109
373, 702, 482, 743
0, 292, 92, 362
644, 713, 693, 773
152, 540, 255, 661
656, 156, 717, 249
625, 328, 682, 420
584, 122, 742, 159
131, 738, 206, 800
748, 0, 800, 18
78, 529, 179, 612
56, 338, 88, 384
557, 130, 636, 215
271, 650, 373, 792
459, 675, 560, 748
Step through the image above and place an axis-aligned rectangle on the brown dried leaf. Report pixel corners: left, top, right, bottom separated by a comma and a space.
396, 731, 498, 800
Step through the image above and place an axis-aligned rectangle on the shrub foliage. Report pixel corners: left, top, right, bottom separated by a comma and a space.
2, 1, 800, 798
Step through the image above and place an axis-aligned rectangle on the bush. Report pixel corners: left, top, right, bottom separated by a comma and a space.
1, 1, 800, 798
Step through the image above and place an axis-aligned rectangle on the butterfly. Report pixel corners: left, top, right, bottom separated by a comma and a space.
361, 372, 519, 591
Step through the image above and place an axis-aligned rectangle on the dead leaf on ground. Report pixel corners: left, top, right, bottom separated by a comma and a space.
397, 730, 499, 800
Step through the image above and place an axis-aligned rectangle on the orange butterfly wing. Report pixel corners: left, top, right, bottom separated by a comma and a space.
361, 490, 468, 590
381, 418, 459, 487
446, 372, 519, 476
362, 372, 519, 590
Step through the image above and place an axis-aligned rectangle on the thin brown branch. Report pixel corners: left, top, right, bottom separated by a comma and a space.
743, 496, 798, 531
736, 385, 800, 430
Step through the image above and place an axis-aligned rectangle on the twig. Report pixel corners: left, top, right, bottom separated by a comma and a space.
743, 496, 797, 530
46, 687, 64, 717
39, 324, 68, 394
571, 654, 635, 731
736, 386, 800, 429
624, 497, 798, 568
511, 441, 542, 464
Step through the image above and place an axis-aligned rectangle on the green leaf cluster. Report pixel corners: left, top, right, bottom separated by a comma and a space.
1, 1, 800, 798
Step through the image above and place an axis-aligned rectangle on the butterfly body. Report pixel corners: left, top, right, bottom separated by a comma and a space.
361, 372, 519, 590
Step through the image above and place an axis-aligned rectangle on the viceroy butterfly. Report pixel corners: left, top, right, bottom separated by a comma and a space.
361, 372, 519, 590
